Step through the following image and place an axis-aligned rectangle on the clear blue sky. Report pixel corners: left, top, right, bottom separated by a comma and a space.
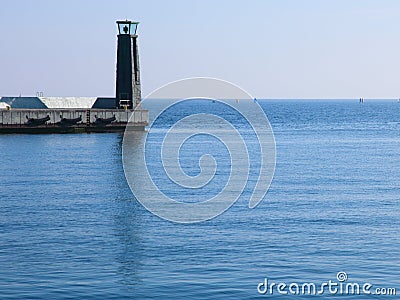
1, 0, 400, 98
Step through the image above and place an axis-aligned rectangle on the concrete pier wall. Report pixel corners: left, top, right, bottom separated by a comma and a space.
0, 109, 148, 125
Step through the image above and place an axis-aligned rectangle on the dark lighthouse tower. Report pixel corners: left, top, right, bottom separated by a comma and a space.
116, 20, 142, 109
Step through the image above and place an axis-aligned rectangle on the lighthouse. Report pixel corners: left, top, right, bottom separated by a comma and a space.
115, 20, 142, 109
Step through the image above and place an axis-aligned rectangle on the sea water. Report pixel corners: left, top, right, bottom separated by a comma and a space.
0, 100, 399, 299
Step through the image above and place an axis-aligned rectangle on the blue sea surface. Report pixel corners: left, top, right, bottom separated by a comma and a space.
0, 100, 399, 299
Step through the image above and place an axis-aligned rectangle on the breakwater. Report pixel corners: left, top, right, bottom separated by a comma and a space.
0, 109, 148, 133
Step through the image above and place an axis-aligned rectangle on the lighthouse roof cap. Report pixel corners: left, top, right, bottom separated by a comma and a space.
116, 20, 139, 24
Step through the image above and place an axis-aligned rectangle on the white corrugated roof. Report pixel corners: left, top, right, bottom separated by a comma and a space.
0, 102, 11, 109
39, 97, 97, 109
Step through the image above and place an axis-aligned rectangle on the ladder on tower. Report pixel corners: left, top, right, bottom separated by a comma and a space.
86, 110, 90, 127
